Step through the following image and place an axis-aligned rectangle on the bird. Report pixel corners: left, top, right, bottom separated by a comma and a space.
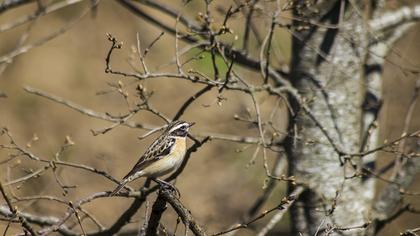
110, 120, 195, 196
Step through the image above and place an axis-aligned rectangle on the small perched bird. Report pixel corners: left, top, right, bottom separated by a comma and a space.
110, 120, 194, 196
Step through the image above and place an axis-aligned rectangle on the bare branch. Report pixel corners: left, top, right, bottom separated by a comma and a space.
213, 186, 304, 236
0, 182, 39, 236
160, 188, 207, 236
0, 0, 34, 14
369, 4, 420, 33
145, 191, 167, 236
23, 86, 155, 131
0, 4, 92, 64
117, 0, 289, 81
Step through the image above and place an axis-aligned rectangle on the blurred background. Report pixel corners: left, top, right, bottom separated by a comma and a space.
0, 0, 419, 235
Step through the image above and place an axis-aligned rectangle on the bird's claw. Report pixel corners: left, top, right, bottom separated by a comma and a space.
155, 179, 181, 198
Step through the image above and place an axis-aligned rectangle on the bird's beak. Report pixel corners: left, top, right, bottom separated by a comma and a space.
188, 122, 196, 127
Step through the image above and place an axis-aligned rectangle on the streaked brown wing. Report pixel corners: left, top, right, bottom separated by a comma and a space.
123, 136, 175, 180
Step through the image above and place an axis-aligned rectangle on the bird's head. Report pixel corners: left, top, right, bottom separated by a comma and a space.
167, 120, 195, 137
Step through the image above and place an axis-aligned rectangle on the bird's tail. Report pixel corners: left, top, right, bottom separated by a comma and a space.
109, 179, 129, 196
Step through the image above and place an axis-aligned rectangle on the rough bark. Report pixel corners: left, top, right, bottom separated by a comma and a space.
286, 0, 420, 235
288, 1, 378, 235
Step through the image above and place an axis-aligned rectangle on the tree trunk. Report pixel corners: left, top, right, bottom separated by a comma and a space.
287, 1, 381, 235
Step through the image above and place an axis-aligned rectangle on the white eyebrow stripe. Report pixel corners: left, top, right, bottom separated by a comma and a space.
168, 123, 188, 133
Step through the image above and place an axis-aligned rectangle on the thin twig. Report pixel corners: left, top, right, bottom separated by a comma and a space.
213, 186, 304, 236
0, 182, 39, 236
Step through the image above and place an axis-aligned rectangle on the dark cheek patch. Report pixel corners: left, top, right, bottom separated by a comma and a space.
175, 130, 187, 137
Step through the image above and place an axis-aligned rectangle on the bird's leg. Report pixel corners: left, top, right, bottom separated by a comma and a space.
153, 178, 180, 198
